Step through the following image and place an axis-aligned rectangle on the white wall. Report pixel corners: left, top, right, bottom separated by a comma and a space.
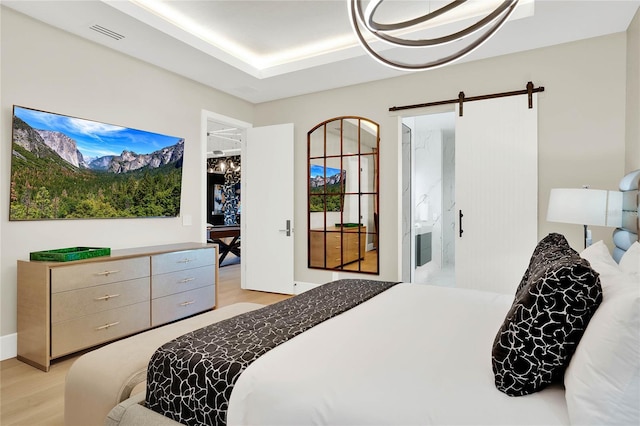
254, 33, 628, 285
0, 8, 254, 340
627, 8, 640, 173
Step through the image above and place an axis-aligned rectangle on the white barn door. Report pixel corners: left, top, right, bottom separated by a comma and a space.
455, 95, 538, 294
242, 123, 295, 294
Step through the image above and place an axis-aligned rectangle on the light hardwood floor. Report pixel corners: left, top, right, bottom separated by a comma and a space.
0, 263, 290, 426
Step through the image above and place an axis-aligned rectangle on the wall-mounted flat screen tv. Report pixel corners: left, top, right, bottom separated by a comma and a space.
10, 105, 184, 221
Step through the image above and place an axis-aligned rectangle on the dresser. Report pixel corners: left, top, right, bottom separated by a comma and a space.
17, 243, 217, 371
309, 226, 367, 269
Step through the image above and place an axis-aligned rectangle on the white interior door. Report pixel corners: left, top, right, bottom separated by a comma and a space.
242, 123, 295, 294
455, 95, 538, 294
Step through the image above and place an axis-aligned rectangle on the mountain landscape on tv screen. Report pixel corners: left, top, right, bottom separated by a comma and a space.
10, 113, 184, 220
309, 168, 344, 212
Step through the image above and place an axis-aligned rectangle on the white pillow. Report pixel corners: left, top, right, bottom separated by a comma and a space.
580, 241, 623, 289
564, 273, 640, 425
619, 241, 640, 276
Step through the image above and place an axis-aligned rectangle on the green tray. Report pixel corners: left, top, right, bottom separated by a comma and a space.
335, 223, 362, 228
30, 246, 111, 262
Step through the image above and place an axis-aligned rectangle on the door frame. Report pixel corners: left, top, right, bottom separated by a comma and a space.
201, 111, 296, 294
243, 124, 295, 293
397, 105, 456, 284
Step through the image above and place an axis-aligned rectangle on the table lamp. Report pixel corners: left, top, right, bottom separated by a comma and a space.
547, 188, 623, 248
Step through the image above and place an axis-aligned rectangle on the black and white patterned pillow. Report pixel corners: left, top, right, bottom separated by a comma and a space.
514, 233, 572, 296
492, 233, 603, 397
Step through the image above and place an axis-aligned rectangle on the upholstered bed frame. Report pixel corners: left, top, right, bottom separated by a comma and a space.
65, 303, 265, 426
613, 169, 640, 262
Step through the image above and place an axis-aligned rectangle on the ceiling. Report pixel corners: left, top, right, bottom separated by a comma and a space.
3, 1, 638, 155
4, 0, 639, 105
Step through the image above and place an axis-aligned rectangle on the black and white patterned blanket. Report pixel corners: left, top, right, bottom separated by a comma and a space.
146, 278, 399, 426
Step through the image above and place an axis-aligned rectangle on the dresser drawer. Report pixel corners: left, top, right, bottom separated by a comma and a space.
344, 231, 366, 264
151, 285, 215, 327
51, 277, 150, 324
51, 302, 150, 358
151, 248, 215, 275
309, 232, 341, 268
51, 257, 149, 293
152, 265, 215, 299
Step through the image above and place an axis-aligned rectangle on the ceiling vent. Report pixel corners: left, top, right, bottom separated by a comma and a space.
89, 24, 125, 41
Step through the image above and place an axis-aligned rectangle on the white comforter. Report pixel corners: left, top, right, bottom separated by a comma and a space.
228, 283, 569, 425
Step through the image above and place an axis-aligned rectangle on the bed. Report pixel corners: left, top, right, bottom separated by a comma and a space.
225, 282, 569, 426
141, 246, 637, 426
98, 170, 639, 426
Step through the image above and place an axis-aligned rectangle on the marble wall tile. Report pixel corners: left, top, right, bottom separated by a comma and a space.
402, 114, 455, 285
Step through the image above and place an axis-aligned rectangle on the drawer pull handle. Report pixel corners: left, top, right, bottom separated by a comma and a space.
179, 278, 195, 283
177, 258, 193, 264
96, 321, 120, 331
95, 293, 121, 301
180, 300, 195, 307
96, 270, 120, 277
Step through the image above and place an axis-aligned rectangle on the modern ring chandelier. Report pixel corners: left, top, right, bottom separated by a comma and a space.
348, 0, 520, 71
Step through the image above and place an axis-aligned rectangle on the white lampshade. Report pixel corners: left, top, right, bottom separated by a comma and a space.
547, 188, 623, 228
605, 191, 623, 227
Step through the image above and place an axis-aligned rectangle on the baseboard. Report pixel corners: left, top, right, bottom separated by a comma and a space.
1, 333, 17, 361
293, 281, 321, 295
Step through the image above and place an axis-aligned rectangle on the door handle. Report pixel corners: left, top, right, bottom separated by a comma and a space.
459, 210, 464, 238
279, 220, 291, 237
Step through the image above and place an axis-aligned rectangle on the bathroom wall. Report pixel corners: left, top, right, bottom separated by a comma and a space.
403, 113, 456, 285
413, 124, 443, 283
441, 129, 455, 268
